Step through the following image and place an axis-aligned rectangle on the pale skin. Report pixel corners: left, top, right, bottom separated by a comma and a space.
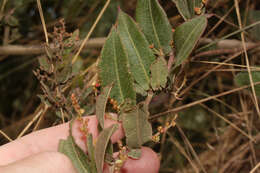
0, 116, 160, 173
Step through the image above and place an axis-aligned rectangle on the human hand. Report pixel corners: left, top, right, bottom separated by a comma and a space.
0, 115, 160, 173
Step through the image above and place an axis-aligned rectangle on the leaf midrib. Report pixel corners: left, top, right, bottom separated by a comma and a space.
69, 137, 89, 173
121, 14, 150, 84
148, 0, 162, 49
176, 17, 205, 65
112, 34, 124, 102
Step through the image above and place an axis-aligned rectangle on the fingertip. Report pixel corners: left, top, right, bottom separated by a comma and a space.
103, 117, 124, 143
121, 147, 160, 173
71, 114, 124, 151
71, 116, 99, 151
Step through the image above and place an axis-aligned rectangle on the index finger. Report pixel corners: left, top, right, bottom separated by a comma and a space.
0, 115, 124, 165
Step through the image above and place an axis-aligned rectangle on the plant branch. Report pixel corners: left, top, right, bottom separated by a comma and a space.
1, 37, 259, 56
0, 37, 106, 55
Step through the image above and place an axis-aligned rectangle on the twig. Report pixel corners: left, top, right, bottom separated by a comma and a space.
197, 20, 260, 52
250, 162, 260, 173
0, 38, 257, 56
149, 81, 260, 120
192, 60, 260, 70
32, 106, 46, 132
168, 132, 199, 173
17, 104, 48, 139
0, 129, 12, 142
234, 0, 260, 118
193, 42, 260, 58
180, 44, 259, 101
0, 37, 105, 56
72, 0, 111, 64
206, 69, 260, 72
36, 0, 49, 46
0, 0, 7, 13
60, 108, 65, 124
176, 124, 207, 173
205, 5, 235, 37
176, 49, 249, 104
199, 38, 257, 49
199, 103, 254, 141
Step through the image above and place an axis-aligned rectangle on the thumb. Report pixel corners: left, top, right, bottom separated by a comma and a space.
104, 147, 160, 173
0, 151, 77, 173
120, 147, 160, 173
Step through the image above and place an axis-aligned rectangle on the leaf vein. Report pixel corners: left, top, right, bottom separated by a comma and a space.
121, 17, 150, 84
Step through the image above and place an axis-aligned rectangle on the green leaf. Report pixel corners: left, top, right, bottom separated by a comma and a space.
98, 28, 136, 105
6, 15, 19, 26
150, 56, 168, 90
127, 148, 142, 159
44, 45, 54, 59
104, 141, 114, 164
58, 136, 91, 173
172, 0, 191, 20
65, 29, 79, 47
95, 124, 119, 173
122, 103, 152, 148
248, 10, 260, 41
234, 71, 260, 97
96, 84, 113, 128
72, 58, 83, 74
64, 29, 79, 55
117, 10, 155, 90
172, 0, 205, 20
86, 134, 97, 173
56, 64, 72, 83
173, 15, 207, 67
118, 99, 136, 121
38, 56, 50, 72
134, 83, 148, 96
136, 0, 173, 54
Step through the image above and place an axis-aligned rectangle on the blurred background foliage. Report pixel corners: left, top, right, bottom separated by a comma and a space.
0, 0, 260, 172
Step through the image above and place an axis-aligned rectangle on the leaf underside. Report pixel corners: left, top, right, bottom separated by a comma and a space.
118, 10, 155, 90
150, 56, 168, 90
172, 0, 205, 21
98, 28, 136, 105
95, 124, 119, 173
96, 84, 113, 128
136, 0, 173, 54
173, 15, 207, 68
86, 134, 97, 173
58, 136, 91, 173
122, 103, 152, 148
